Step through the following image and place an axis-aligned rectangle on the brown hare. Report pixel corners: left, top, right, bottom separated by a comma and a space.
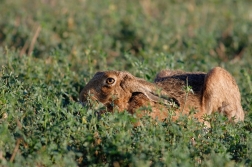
79, 67, 244, 125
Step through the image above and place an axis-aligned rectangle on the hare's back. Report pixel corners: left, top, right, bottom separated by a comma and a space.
154, 72, 206, 110
155, 72, 206, 93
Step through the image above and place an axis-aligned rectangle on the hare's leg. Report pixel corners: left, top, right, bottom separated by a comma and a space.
201, 67, 244, 122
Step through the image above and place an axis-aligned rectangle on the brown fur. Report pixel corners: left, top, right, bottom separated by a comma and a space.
79, 67, 244, 125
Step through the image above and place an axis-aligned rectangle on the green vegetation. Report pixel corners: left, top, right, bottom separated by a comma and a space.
0, 0, 252, 166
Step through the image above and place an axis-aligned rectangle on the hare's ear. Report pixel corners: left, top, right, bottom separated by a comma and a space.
139, 87, 178, 107
127, 76, 178, 107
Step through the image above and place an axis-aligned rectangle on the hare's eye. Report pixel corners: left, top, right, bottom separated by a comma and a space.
106, 78, 115, 85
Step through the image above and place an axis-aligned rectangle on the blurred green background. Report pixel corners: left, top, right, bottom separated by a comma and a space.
0, 0, 252, 166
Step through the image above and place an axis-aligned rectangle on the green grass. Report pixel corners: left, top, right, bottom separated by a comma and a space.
0, 0, 252, 166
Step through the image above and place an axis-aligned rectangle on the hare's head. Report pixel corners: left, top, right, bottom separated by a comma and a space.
79, 71, 175, 112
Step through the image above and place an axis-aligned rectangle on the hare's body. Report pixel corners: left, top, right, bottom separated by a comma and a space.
79, 67, 244, 124
152, 67, 244, 122
154, 72, 206, 121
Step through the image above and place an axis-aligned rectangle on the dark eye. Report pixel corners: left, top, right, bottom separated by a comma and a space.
106, 78, 115, 85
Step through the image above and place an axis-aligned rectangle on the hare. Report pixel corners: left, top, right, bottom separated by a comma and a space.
79, 67, 244, 125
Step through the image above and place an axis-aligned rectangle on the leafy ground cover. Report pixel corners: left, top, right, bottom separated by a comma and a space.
0, 0, 252, 166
